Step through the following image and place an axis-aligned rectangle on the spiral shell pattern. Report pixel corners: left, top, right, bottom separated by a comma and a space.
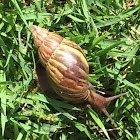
31, 25, 89, 103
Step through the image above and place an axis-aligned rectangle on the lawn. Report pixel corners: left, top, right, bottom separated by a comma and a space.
0, 0, 140, 139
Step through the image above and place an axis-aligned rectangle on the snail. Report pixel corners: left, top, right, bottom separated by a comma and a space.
31, 25, 127, 126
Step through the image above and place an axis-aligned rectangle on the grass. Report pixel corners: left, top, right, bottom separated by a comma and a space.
0, 0, 140, 139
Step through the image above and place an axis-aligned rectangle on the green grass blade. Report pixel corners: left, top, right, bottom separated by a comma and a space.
16, 129, 25, 140
88, 108, 110, 140
11, 0, 29, 28
89, 32, 109, 49
0, 88, 7, 137
81, 0, 90, 20
0, 61, 7, 138
92, 41, 125, 57
96, 17, 120, 28
33, 0, 42, 13
67, 15, 85, 22
72, 121, 93, 140
89, 5, 105, 16
119, 3, 140, 18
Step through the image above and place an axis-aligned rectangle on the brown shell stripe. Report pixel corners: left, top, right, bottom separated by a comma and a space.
58, 42, 89, 73
47, 44, 89, 93
38, 32, 63, 64
32, 27, 49, 48
62, 39, 87, 58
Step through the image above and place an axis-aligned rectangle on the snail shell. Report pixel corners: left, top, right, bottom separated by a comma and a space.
31, 25, 89, 103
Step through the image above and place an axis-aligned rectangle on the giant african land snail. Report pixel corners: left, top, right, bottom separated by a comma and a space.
31, 25, 127, 126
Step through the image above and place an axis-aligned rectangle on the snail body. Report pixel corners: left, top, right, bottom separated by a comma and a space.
31, 25, 127, 126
